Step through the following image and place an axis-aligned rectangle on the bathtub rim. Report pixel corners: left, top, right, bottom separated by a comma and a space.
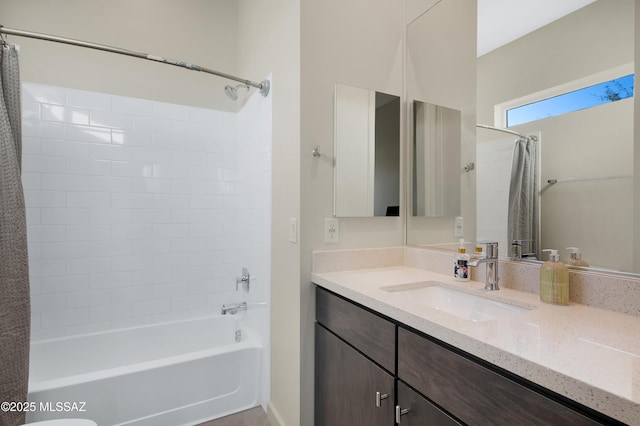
30, 313, 240, 346
29, 314, 261, 394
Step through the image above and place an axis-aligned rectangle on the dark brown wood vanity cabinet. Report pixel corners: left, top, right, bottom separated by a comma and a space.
315, 287, 617, 426
315, 287, 395, 425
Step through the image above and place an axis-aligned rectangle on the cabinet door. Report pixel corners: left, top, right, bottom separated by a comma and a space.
396, 381, 461, 425
315, 324, 394, 426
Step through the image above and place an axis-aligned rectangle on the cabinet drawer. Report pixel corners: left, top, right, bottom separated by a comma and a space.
398, 327, 602, 425
397, 381, 461, 425
316, 287, 395, 372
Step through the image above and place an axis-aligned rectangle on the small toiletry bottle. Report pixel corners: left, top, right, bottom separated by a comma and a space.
540, 249, 569, 305
565, 247, 589, 267
454, 239, 470, 282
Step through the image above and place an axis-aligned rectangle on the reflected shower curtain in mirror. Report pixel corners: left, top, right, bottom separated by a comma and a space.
508, 138, 539, 258
0, 42, 30, 426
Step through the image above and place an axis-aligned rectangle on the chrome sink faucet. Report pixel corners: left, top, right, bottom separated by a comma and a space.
469, 242, 500, 291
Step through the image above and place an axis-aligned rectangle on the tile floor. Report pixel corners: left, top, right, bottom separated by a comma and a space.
197, 407, 270, 426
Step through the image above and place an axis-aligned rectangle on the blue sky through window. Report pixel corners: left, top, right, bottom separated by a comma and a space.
507, 74, 634, 127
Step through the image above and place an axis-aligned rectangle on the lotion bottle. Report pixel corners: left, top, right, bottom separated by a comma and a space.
454, 239, 470, 282
565, 247, 589, 267
540, 249, 569, 305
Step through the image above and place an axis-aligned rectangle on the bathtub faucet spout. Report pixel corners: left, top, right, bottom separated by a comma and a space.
221, 302, 247, 315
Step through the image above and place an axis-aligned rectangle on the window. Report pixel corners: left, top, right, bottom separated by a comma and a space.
505, 74, 634, 127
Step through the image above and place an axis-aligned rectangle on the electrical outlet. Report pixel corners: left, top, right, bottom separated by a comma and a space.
324, 218, 339, 243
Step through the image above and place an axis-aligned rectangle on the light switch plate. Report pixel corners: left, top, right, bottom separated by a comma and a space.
289, 218, 297, 243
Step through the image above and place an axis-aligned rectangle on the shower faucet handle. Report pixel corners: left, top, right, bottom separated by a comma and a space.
236, 267, 250, 292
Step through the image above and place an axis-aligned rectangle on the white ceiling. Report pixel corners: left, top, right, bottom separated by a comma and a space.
477, 0, 597, 56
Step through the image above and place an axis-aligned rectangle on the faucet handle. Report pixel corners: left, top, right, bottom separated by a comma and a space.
236, 267, 250, 292
511, 240, 522, 259
511, 239, 535, 260
483, 242, 498, 258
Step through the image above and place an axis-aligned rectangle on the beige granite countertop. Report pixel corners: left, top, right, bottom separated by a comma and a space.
312, 265, 640, 425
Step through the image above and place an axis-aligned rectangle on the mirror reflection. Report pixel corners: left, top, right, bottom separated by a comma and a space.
334, 83, 400, 217
476, 0, 636, 272
405, 0, 477, 248
413, 101, 461, 217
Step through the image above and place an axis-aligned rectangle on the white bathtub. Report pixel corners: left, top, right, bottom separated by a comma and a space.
26, 316, 262, 426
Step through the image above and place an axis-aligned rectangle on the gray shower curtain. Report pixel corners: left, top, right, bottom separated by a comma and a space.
508, 137, 539, 258
0, 42, 30, 426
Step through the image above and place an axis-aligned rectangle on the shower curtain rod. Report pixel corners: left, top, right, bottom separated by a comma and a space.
0, 26, 270, 97
547, 175, 632, 185
476, 124, 538, 141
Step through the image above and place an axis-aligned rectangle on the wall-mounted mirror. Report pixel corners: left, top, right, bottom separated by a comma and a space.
413, 101, 462, 217
476, 0, 637, 274
334, 83, 400, 217
405, 0, 477, 247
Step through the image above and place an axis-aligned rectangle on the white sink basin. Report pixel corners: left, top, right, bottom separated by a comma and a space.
382, 282, 531, 322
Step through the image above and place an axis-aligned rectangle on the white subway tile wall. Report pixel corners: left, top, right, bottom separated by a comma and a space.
23, 82, 272, 341
476, 138, 513, 253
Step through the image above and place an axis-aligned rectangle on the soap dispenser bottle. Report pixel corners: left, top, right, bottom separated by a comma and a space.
454, 239, 470, 282
540, 249, 569, 305
565, 247, 589, 267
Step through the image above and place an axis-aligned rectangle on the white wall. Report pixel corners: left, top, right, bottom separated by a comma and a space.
236, 1, 301, 425
535, 101, 632, 270
0, 0, 241, 111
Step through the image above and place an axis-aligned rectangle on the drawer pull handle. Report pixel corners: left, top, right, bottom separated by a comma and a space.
395, 405, 409, 423
375, 391, 389, 407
